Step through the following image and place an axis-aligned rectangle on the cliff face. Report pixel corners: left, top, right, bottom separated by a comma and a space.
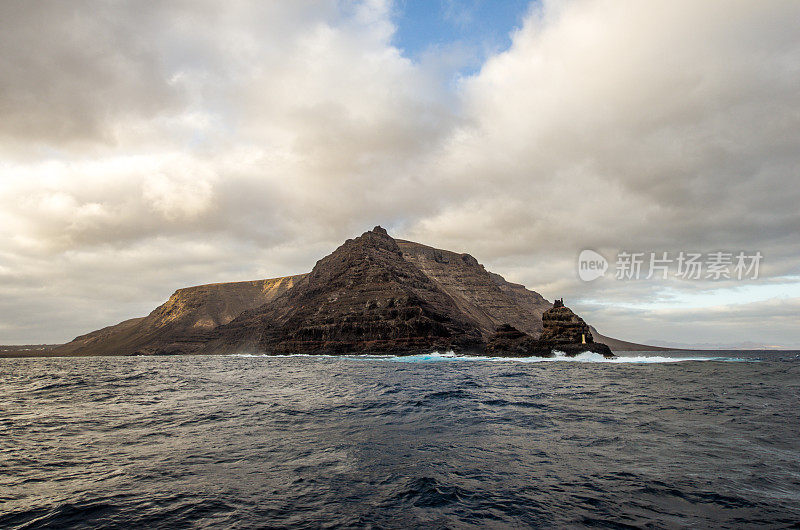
203, 227, 484, 354
397, 241, 551, 338
489, 273, 551, 333
148, 277, 303, 331
54, 226, 623, 357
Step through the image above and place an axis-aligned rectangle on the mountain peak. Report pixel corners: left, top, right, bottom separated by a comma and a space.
335, 225, 399, 258
212, 224, 485, 355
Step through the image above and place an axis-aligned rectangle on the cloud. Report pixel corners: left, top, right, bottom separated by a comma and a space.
414, 0, 800, 247
582, 296, 800, 348
0, 1, 184, 149
0, 0, 799, 345
404, 0, 800, 323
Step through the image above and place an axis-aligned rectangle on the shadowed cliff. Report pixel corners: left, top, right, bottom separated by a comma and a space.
200, 227, 484, 355
396, 240, 551, 338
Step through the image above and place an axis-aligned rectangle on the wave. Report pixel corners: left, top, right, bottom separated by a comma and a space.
549, 351, 748, 363
378, 351, 748, 364
227, 351, 749, 363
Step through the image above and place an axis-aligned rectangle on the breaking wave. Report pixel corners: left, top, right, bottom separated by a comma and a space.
372, 351, 749, 364
228, 351, 750, 363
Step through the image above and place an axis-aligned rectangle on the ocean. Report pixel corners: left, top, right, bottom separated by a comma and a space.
1, 351, 799, 528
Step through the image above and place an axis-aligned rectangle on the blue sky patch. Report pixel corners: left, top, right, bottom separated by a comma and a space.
391, 0, 533, 76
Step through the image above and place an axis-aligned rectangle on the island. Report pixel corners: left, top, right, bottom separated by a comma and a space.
45, 226, 630, 358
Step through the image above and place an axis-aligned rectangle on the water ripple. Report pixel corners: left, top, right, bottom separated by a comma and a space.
0, 351, 797, 528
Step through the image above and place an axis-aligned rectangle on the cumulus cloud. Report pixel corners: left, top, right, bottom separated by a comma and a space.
412, 0, 800, 256
0, 1, 182, 149
0, 0, 798, 345
403, 0, 800, 343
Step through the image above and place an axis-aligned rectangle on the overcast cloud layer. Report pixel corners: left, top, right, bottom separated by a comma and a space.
1, 0, 799, 347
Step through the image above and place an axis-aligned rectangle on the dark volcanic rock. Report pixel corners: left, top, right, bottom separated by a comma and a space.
204, 227, 485, 355
397, 240, 551, 338
540, 298, 594, 344
538, 299, 614, 357
485, 300, 614, 358
485, 324, 544, 357
546, 341, 614, 357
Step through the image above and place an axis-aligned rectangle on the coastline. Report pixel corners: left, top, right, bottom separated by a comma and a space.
2, 346, 795, 359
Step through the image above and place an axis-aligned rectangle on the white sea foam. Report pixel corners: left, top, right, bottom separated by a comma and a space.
347, 350, 748, 364
227, 351, 749, 363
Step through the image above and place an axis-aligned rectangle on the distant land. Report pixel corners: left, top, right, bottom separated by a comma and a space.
647, 340, 790, 350
3, 227, 668, 358
0, 344, 60, 357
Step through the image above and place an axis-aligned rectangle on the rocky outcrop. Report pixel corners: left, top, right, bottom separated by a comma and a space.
539, 298, 593, 344
486, 300, 614, 358
485, 324, 541, 356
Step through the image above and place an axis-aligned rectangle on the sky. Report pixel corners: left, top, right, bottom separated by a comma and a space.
392, 0, 530, 74
1, 0, 799, 348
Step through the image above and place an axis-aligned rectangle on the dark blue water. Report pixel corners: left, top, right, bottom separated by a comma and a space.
1, 351, 799, 528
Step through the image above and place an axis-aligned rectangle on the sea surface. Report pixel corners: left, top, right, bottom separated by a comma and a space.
1, 351, 799, 528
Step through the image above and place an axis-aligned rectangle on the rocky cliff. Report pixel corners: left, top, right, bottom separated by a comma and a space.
539, 298, 594, 344
200, 227, 484, 354
397, 240, 551, 338
54, 227, 621, 357
486, 300, 614, 358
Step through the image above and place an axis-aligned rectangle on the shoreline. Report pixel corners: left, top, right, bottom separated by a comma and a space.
2, 347, 795, 359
